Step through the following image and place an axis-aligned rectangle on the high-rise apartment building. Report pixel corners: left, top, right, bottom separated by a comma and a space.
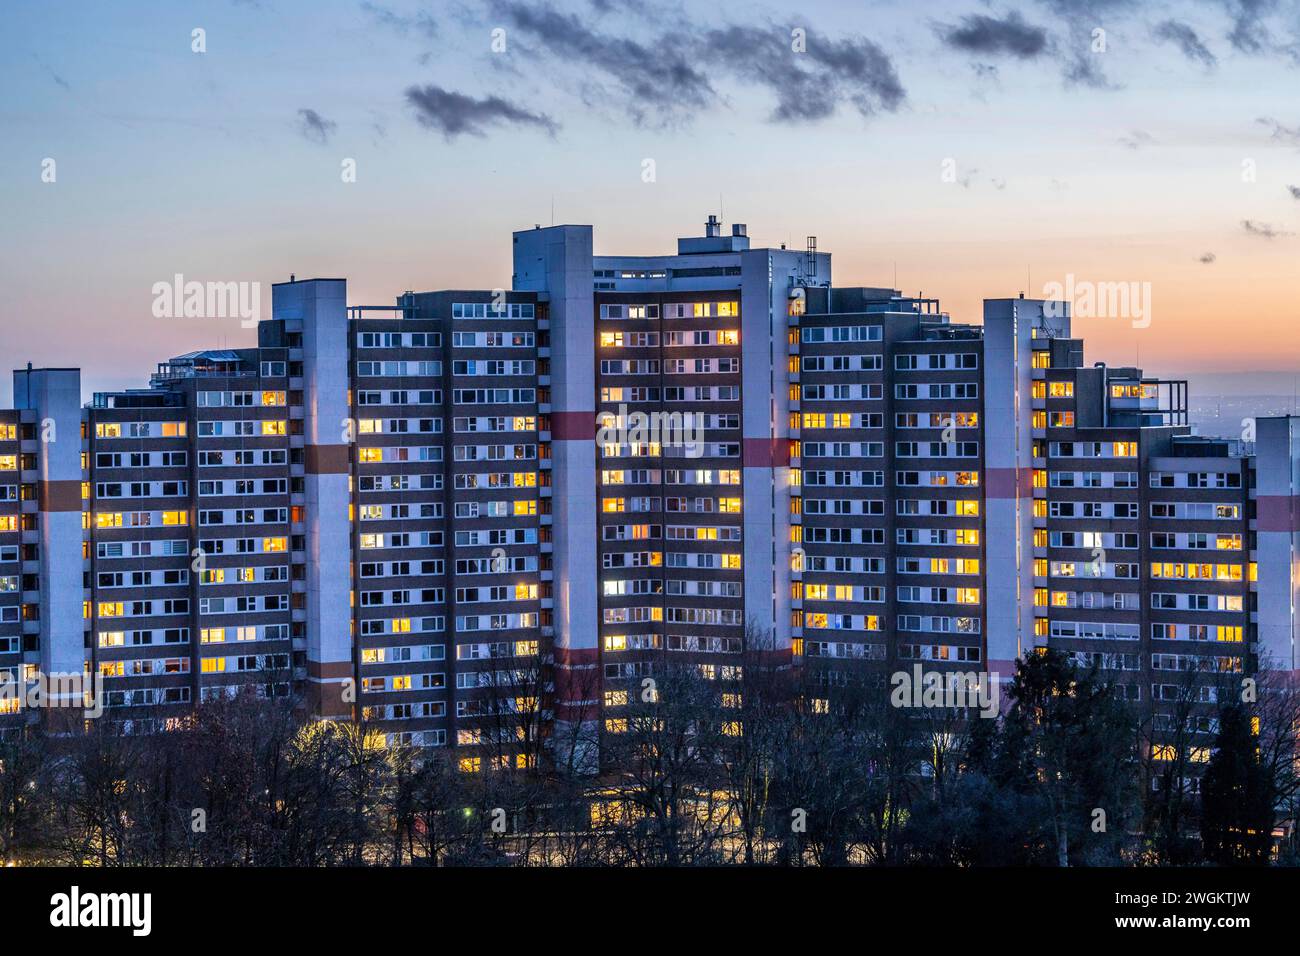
1, 218, 1296, 777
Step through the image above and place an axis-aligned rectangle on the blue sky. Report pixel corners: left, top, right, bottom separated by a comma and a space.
3, 0, 1300, 400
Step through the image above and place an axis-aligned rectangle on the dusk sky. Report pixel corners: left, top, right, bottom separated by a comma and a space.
3, 0, 1300, 402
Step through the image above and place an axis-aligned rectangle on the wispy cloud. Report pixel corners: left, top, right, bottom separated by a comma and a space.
1257, 116, 1300, 145
361, 2, 438, 38
1219, 0, 1275, 54
31, 54, 71, 90
404, 84, 558, 139
490, 1, 712, 126
702, 24, 904, 123
296, 108, 337, 145
1118, 129, 1154, 150
1152, 19, 1216, 68
1242, 219, 1294, 238
1287, 185, 1300, 199
1199, 252, 1217, 263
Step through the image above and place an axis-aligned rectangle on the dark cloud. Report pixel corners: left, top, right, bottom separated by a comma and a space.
490, 2, 903, 127
1242, 219, 1294, 238
703, 25, 904, 123
296, 108, 337, 145
1152, 19, 1217, 68
936, 11, 1049, 58
1287, 185, 1300, 199
1199, 252, 1217, 263
491, 1, 713, 126
1220, 0, 1276, 54
404, 84, 558, 138
1034, 0, 1138, 15
362, 2, 438, 37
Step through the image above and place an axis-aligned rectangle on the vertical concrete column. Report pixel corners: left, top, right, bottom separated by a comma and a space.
513, 226, 599, 769
739, 250, 805, 657
1254, 416, 1299, 676
274, 279, 353, 718
981, 299, 1063, 681
13, 367, 86, 725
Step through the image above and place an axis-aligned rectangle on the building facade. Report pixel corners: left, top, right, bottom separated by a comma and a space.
2, 218, 1297, 776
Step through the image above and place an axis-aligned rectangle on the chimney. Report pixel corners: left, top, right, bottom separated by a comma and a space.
732, 223, 747, 237
705, 214, 720, 238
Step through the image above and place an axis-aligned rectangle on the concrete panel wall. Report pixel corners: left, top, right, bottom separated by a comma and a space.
274, 279, 353, 716
12, 368, 86, 712
1254, 416, 1298, 673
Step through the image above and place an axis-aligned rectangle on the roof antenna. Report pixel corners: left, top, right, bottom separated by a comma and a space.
550, 195, 554, 226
